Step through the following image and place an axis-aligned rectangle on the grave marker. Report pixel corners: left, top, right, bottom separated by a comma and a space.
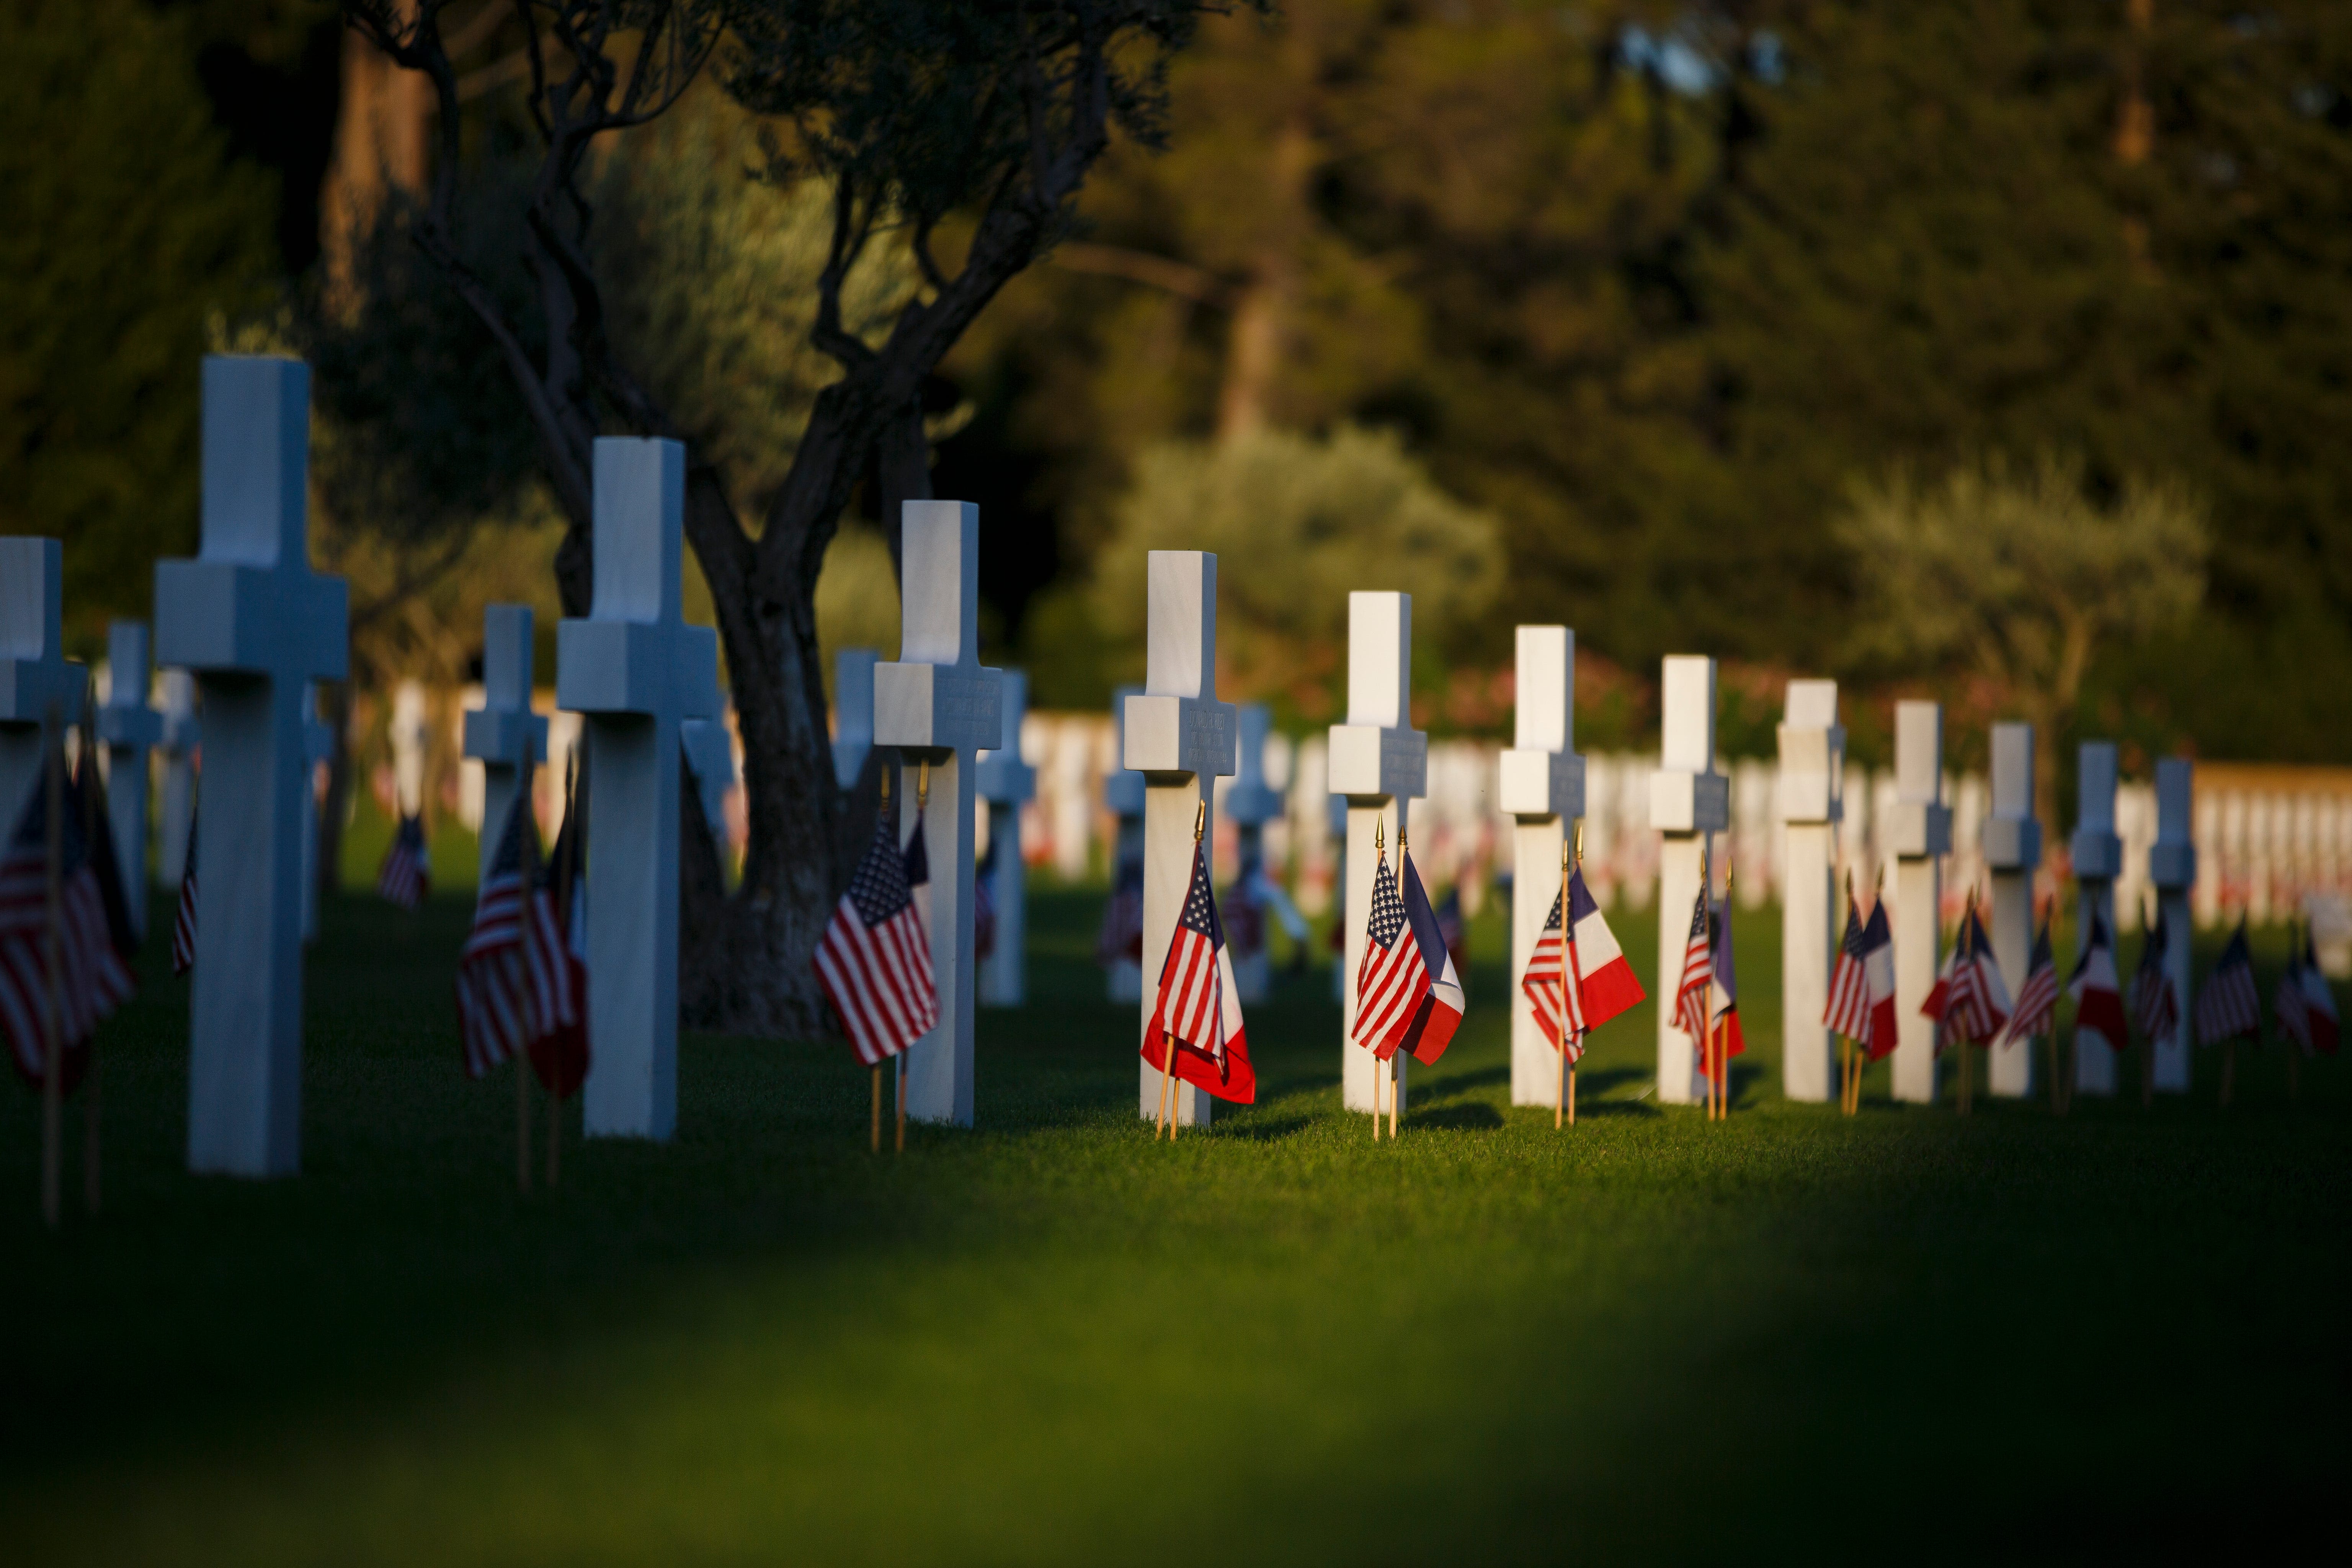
158, 670, 199, 889
154, 356, 348, 1176
975, 668, 1035, 1006
1222, 702, 1286, 1004
874, 500, 1001, 1127
1983, 723, 2041, 1098
2071, 742, 2123, 1097
2150, 757, 2195, 1092
1650, 656, 1728, 1105
555, 438, 720, 1140
831, 648, 878, 789
1776, 680, 1843, 1103
1125, 555, 1235, 1126
1500, 627, 1584, 1106
1330, 593, 1428, 1116
0, 537, 85, 823
1105, 682, 1146, 1003
463, 604, 549, 885
97, 621, 161, 938
1890, 702, 1951, 1104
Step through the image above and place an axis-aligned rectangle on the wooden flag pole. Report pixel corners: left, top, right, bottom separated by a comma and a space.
549, 750, 577, 1191
901, 759, 930, 1155
871, 1065, 883, 1152
39, 706, 64, 1229
1720, 865, 1735, 1120
515, 732, 537, 1194
78, 683, 103, 1215
1555, 837, 1570, 1130
2220, 1039, 2235, 1109
1388, 1053, 1398, 1141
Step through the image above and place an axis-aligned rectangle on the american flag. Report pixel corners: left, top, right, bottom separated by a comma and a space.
2300, 924, 2341, 1055
377, 812, 429, 910
1999, 911, 2060, 1047
2193, 917, 2261, 1046
2129, 904, 2179, 1044
1824, 893, 1898, 1058
1141, 835, 1254, 1103
1351, 840, 1428, 1061
1521, 881, 1584, 1060
0, 760, 136, 1090
170, 811, 198, 976
814, 803, 937, 1067
454, 788, 577, 1080
1671, 877, 1713, 1046
2274, 925, 2311, 1052
1925, 900, 2009, 1049
1096, 852, 1143, 969
2067, 908, 2129, 1054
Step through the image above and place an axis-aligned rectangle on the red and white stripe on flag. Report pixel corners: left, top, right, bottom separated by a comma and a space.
2193, 920, 2261, 1046
815, 813, 938, 1066
0, 772, 136, 1088
171, 814, 199, 977
1671, 882, 1713, 1045
1142, 839, 1254, 1103
1351, 845, 1430, 1062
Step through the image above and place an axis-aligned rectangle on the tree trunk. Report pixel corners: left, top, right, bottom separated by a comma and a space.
1214, 116, 1314, 441
323, 11, 431, 314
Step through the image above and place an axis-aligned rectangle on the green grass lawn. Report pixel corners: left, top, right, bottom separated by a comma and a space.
5, 885, 2344, 1565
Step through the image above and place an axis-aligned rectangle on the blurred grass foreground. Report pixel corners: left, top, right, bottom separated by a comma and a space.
5, 886, 2344, 1565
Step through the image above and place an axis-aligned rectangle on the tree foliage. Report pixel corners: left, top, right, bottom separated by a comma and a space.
1088, 426, 1500, 720
1837, 451, 2207, 822
0, 0, 279, 640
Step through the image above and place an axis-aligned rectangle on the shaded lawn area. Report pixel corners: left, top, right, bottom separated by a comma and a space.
4, 885, 2344, 1564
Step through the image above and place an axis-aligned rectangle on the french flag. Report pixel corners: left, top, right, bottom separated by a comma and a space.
1396, 844, 1466, 1065
2067, 909, 2129, 1054
1708, 895, 1746, 1062
1566, 864, 1644, 1029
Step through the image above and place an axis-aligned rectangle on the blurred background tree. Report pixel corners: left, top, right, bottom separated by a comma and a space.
1084, 426, 1501, 721
1838, 452, 2209, 828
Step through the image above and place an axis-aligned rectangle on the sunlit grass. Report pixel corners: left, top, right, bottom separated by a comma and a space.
4, 884, 2341, 1564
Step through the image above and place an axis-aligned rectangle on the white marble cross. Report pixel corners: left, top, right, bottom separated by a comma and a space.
1330, 593, 1428, 1116
1104, 681, 1147, 1003
975, 667, 1036, 1007
1126, 554, 1236, 1127
1650, 656, 1728, 1105
299, 683, 333, 944
464, 604, 549, 885
1776, 679, 1844, 1103
98, 621, 161, 938
2150, 756, 2196, 1092
157, 669, 199, 889
555, 438, 720, 1141
831, 648, 879, 789
1888, 702, 1951, 1103
2070, 742, 2123, 1096
154, 356, 349, 1177
1500, 627, 1584, 1106
0, 536, 86, 825
875, 501, 1002, 1127
1222, 701, 1287, 1004
390, 679, 428, 817
1983, 722, 2041, 1098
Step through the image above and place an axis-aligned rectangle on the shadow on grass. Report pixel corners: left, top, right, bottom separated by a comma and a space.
1407, 1101, 1505, 1132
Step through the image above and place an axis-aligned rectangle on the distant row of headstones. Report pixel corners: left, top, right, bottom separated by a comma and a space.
0, 355, 2225, 1183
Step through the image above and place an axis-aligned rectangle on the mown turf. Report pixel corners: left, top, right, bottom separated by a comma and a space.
4, 885, 2344, 1565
